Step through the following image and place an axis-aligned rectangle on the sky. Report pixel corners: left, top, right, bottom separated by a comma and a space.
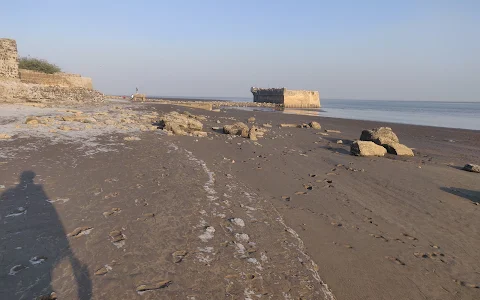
1, 0, 479, 101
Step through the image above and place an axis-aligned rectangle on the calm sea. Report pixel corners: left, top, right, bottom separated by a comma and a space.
150, 96, 480, 131
315, 100, 480, 131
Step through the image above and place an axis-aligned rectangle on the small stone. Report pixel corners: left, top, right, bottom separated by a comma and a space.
325, 129, 341, 133
248, 117, 255, 123
262, 123, 272, 128
336, 140, 343, 144
280, 124, 298, 128
124, 136, 141, 141
0, 133, 12, 139
229, 218, 245, 227
463, 163, 480, 173
309, 121, 321, 129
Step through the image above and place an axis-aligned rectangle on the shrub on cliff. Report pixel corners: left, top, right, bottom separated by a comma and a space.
19, 57, 61, 74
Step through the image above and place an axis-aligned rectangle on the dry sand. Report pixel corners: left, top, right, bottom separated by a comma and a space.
0, 101, 479, 299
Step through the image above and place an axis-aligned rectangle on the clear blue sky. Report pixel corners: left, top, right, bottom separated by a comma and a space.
2, 0, 479, 101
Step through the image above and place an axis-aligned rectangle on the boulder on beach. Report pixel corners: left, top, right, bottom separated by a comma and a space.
351, 141, 387, 157
384, 143, 414, 156
158, 111, 204, 136
360, 127, 399, 145
463, 164, 480, 173
309, 121, 321, 129
223, 122, 249, 136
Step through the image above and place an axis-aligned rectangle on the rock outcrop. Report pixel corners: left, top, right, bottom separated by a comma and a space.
157, 111, 205, 136
351, 141, 387, 157
223, 122, 249, 137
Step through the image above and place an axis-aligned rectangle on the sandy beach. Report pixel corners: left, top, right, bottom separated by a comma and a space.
0, 101, 479, 299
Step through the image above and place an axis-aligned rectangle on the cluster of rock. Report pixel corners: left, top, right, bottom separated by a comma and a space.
157, 111, 208, 137
15, 107, 159, 134
351, 127, 414, 157
223, 122, 267, 141
0, 80, 104, 105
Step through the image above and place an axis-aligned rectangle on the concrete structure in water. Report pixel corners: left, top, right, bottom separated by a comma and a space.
251, 87, 320, 108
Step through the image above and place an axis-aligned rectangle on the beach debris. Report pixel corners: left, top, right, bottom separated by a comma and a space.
350, 141, 387, 157
67, 226, 93, 237
0, 133, 12, 139
325, 129, 341, 133
172, 250, 188, 263
157, 111, 204, 136
124, 136, 141, 141
309, 121, 321, 129
463, 163, 480, 173
136, 280, 172, 292
248, 117, 256, 123
223, 122, 249, 137
262, 123, 272, 128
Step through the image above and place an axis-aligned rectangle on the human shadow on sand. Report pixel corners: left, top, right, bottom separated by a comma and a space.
440, 187, 480, 204
0, 171, 91, 299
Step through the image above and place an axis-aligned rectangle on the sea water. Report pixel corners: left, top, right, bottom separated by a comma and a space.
222, 99, 480, 131
311, 100, 480, 131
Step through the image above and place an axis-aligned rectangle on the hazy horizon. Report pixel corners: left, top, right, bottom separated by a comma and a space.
2, 1, 479, 102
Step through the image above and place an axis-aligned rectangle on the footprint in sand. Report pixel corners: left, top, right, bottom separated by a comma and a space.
136, 280, 172, 293
369, 233, 389, 242
172, 250, 188, 263
94, 265, 112, 276
303, 184, 313, 190
109, 230, 126, 248
295, 191, 307, 195
67, 227, 93, 238
402, 233, 418, 241
385, 256, 406, 266
103, 208, 121, 217
453, 280, 479, 289
104, 192, 119, 199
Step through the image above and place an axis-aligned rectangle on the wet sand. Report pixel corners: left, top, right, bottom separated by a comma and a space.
0, 102, 479, 299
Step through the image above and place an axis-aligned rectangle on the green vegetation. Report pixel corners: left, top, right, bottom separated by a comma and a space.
18, 57, 61, 74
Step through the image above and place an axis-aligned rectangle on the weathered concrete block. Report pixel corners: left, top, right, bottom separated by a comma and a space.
251, 87, 320, 108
